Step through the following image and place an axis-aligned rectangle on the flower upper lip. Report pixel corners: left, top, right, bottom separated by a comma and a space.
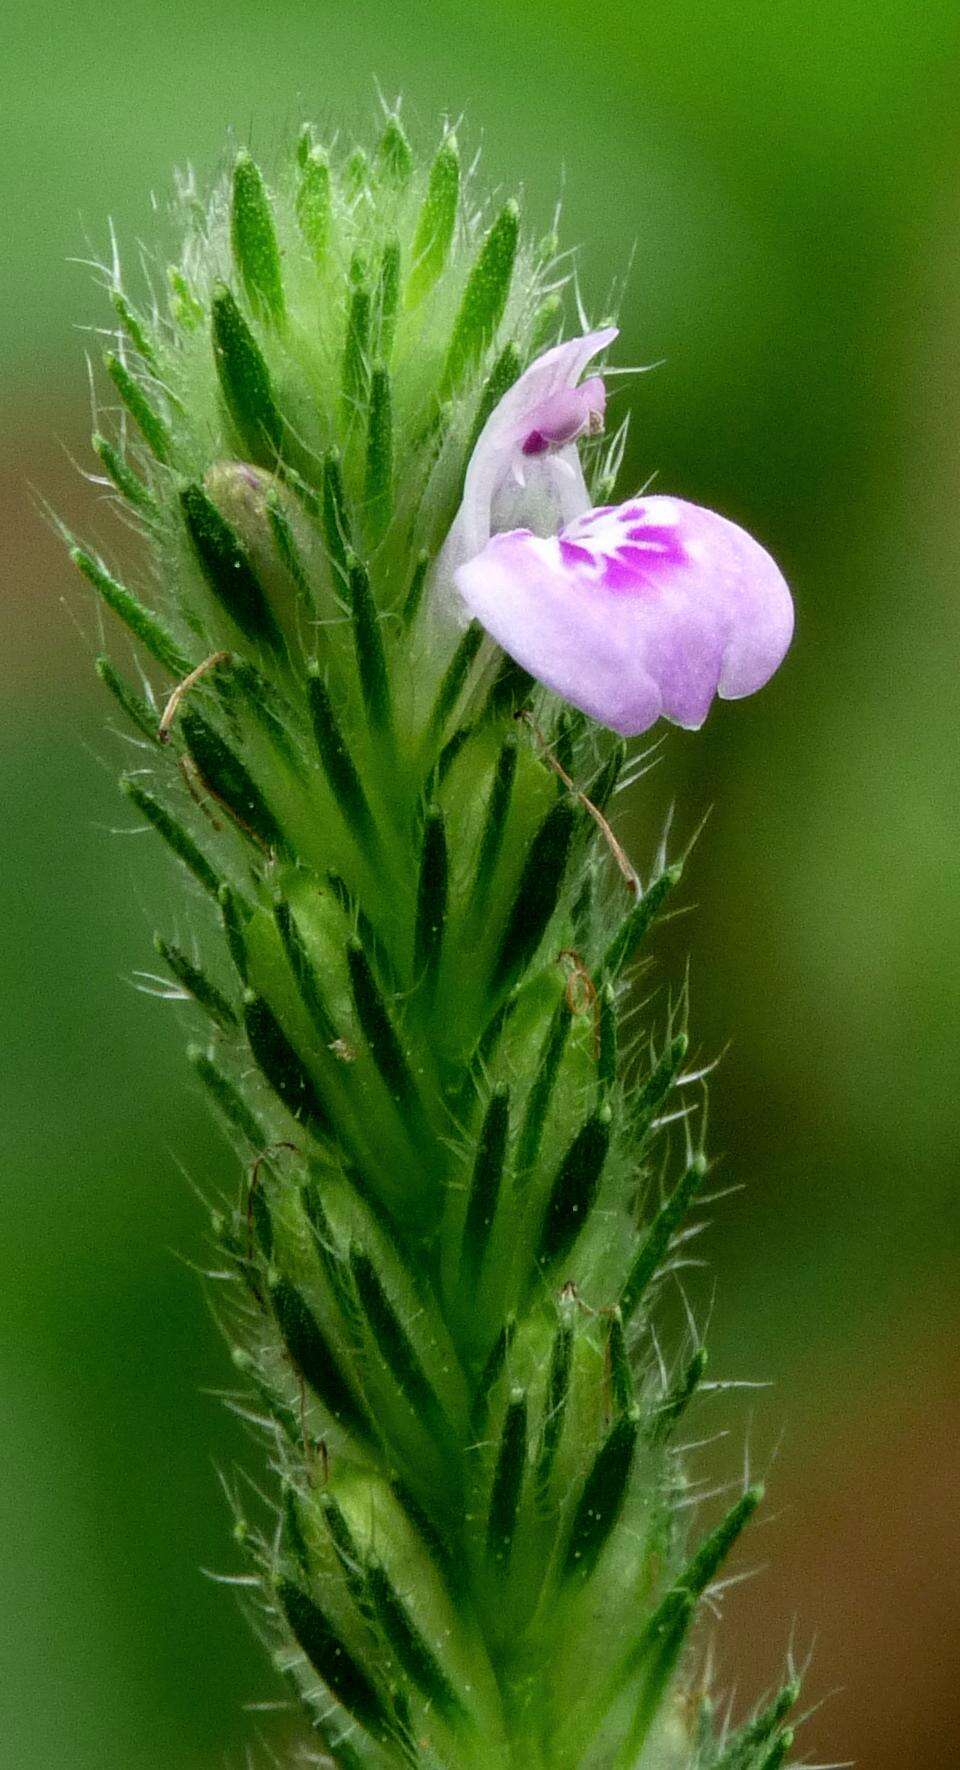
439, 326, 618, 572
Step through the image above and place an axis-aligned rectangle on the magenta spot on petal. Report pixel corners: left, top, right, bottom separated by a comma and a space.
599, 542, 680, 593
600, 554, 648, 591
559, 539, 595, 568
521, 429, 549, 456
615, 544, 663, 570
621, 524, 687, 566
577, 506, 614, 527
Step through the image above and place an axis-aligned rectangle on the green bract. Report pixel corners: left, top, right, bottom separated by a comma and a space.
73, 111, 800, 1769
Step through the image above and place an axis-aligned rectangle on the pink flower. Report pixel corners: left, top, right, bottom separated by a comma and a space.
444, 333, 793, 737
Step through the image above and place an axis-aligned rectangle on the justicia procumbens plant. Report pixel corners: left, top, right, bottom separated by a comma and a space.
69, 109, 798, 1769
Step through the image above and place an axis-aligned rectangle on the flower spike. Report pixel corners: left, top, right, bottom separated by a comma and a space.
75, 115, 808, 1770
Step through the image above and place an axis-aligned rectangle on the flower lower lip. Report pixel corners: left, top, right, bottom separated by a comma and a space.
454, 494, 794, 737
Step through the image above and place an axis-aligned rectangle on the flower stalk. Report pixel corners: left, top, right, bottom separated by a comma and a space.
73, 110, 799, 1768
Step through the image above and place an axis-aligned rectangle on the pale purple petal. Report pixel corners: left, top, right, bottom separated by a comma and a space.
520, 377, 607, 454
454, 496, 793, 737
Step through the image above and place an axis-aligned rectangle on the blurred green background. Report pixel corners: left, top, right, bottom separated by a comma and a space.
3, 1, 959, 1763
